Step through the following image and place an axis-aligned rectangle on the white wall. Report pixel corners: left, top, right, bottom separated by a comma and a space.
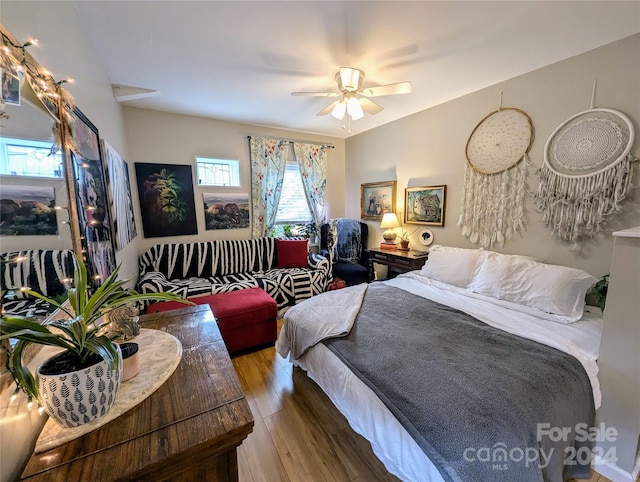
346, 34, 640, 277
122, 107, 345, 254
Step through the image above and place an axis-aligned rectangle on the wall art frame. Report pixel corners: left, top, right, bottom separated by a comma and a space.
360, 181, 396, 221
101, 139, 137, 250
134, 162, 198, 238
404, 185, 446, 226
203, 192, 250, 230
70, 107, 117, 287
0, 185, 58, 235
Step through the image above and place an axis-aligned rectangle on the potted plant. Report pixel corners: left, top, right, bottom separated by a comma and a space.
398, 226, 418, 250
0, 252, 189, 428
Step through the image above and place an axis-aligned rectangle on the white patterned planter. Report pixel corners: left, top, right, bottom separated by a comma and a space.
37, 347, 123, 428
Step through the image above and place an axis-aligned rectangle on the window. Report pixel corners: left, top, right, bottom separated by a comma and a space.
196, 157, 240, 186
274, 160, 311, 232
0, 137, 63, 178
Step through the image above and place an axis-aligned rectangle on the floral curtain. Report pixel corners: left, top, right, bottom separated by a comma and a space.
249, 137, 288, 238
293, 142, 328, 234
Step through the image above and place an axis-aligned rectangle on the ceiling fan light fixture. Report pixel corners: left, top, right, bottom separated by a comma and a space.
331, 100, 347, 120
347, 97, 364, 121
339, 67, 364, 92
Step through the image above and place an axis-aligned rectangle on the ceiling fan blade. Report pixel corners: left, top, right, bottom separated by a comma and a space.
361, 81, 412, 97
291, 91, 340, 97
360, 98, 384, 115
317, 100, 340, 116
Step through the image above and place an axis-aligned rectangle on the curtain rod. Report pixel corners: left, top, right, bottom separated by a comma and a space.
246, 135, 334, 148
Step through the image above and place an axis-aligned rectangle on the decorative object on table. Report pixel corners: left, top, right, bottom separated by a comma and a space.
0, 185, 58, 236
361, 181, 396, 221
134, 162, 198, 238
70, 108, 117, 288
101, 139, 138, 251
397, 225, 419, 251
380, 212, 400, 242
418, 228, 434, 246
459, 100, 533, 248
203, 192, 250, 230
0, 252, 189, 428
119, 342, 140, 382
405, 185, 446, 226
101, 303, 140, 341
533, 102, 635, 245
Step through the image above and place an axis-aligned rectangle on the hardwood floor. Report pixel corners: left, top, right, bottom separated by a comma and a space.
232, 334, 611, 482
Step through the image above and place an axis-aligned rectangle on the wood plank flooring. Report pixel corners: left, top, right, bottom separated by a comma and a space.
232, 327, 612, 482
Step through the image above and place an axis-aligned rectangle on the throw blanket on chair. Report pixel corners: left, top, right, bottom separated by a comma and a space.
327, 218, 362, 264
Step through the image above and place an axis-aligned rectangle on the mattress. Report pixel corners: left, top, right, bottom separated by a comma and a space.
288, 274, 603, 482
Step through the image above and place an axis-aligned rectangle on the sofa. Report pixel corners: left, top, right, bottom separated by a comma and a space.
1, 249, 75, 318
136, 237, 331, 314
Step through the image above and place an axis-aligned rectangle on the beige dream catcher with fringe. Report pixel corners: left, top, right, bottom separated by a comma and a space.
533, 98, 635, 245
458, 103, 533, 248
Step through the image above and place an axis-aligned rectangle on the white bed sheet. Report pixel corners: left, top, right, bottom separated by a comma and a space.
290, 274, 603, 482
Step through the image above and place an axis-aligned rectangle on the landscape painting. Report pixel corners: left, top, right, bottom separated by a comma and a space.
0, 185, 58, 235
135, 162, 198, 237
404, 185, 446, 226
203, 193, 250, 230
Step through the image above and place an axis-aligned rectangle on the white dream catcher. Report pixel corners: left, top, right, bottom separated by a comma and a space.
534, 104, 635, 244
458, 103, 533, 248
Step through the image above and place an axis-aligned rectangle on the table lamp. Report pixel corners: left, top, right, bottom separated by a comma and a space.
380, 213, 400, 243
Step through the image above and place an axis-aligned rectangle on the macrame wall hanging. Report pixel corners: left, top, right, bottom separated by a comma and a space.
533, 88, 636, 244
458, 100, 533, 248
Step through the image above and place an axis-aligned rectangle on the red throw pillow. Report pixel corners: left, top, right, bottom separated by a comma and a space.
276, 239, 308, 268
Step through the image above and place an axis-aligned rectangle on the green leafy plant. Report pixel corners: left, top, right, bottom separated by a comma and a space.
586, 274, 609, 312
0, 252, 190, 402
399, 226, 418, 241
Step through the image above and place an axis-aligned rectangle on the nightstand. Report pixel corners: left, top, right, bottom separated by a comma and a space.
369, 247, 429, 279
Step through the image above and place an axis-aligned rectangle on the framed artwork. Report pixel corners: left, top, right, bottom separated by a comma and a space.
360, 181, 396, 221
0, 185, 57, 235
134, 162, 198, 238
203, 192, 250, 230
404, 185, 446, 226
70, 108, 117, 287
101, 139, 137, 250
1, 67, 20, 106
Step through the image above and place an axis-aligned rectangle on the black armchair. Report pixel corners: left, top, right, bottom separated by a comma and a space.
320, 219, 371, 286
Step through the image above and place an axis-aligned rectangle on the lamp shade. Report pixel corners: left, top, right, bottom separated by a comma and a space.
347, 97, 364, 120
380, 213, 400, 228
331, 101, 346, 120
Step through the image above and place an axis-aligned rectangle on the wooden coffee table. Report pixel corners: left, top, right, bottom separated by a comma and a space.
21, 304, 253, 482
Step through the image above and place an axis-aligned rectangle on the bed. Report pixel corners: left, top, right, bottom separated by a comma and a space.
276, 246, 603, 482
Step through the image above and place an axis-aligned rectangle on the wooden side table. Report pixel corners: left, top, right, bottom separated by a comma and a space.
369, 247, 429, 279
21, 305, 253, 482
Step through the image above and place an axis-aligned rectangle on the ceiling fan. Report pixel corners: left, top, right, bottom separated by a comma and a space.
291, 67, 412, 125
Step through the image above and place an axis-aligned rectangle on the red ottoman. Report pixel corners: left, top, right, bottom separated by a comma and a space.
147, 288, 277, 354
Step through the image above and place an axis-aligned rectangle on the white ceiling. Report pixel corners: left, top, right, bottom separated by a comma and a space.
73, 1, 640, 139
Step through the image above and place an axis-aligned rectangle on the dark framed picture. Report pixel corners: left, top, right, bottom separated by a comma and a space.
203, 192, 250, 230
404, 185, 446, 226
360, 181, 396, 221
1, 67, 20, 106
70, 108, 117, 287
134, 162, 198, 238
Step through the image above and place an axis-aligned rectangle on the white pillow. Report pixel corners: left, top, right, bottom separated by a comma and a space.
420, 245, 484, 288
467, 252, 597, 323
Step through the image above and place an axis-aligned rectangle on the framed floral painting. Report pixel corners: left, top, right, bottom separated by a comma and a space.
404, 185, 446, 226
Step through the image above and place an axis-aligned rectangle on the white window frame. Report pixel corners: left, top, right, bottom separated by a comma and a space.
195, 157, 241, 187
0, 137, 63, 179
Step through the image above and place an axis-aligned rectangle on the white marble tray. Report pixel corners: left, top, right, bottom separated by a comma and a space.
35, 328, 182, 453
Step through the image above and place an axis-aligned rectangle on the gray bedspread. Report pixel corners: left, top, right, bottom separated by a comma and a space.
324, 283, 595, 482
